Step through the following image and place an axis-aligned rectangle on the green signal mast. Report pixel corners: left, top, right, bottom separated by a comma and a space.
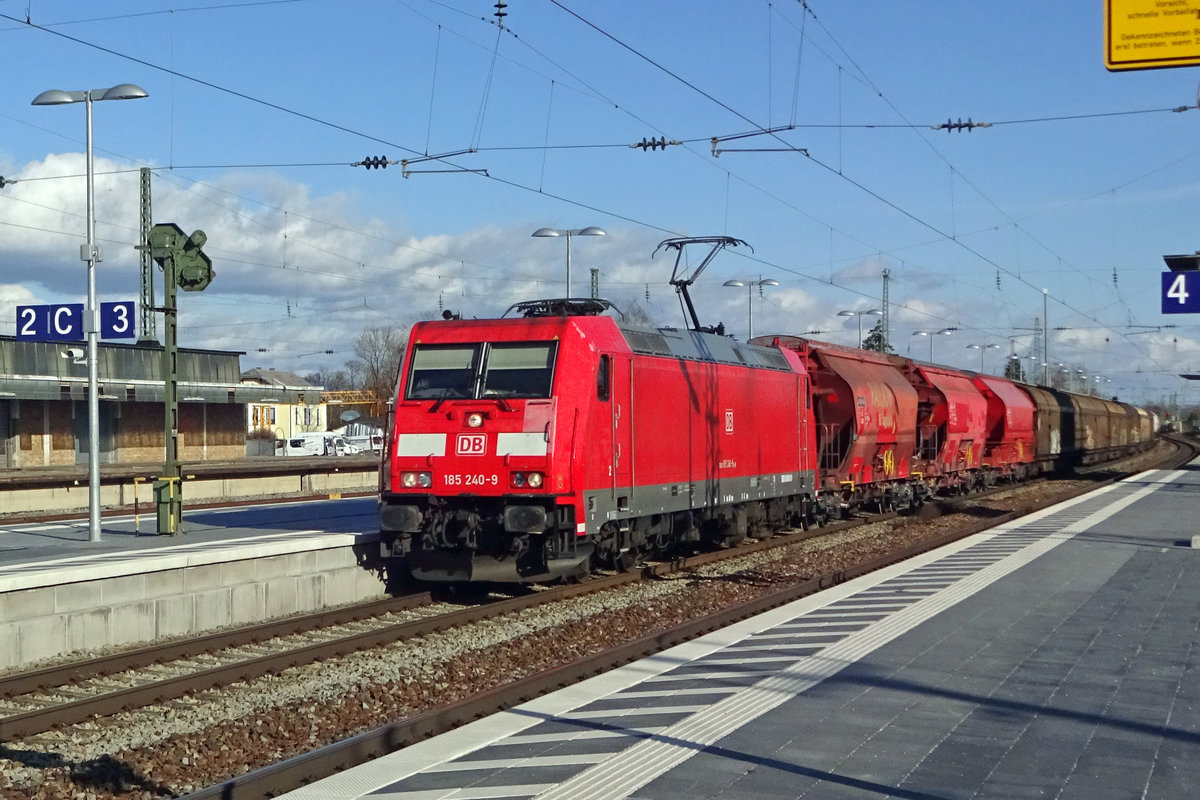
142, 223, 214, 534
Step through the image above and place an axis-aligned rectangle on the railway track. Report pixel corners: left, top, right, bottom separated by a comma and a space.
0, 514, 866, 742
0, 437, 1191, 799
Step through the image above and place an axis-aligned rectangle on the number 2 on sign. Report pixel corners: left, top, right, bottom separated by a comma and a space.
1168, 274, 1189, 305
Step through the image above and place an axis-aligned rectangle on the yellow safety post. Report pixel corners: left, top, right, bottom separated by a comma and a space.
133, 476, 144, 535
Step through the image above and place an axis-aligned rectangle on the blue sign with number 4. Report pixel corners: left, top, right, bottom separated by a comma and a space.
1163, 271, 1200, 314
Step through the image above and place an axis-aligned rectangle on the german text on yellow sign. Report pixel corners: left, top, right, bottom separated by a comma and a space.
1105, 0, 1200, 70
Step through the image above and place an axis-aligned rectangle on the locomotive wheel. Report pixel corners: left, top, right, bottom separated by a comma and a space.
605, 548, 637, 572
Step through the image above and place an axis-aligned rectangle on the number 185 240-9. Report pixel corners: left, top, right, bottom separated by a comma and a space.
444, 474, 500, 487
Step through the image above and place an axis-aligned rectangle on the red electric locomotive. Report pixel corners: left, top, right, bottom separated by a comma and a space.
378, 289, 820, 583
378, 235, 1157, 585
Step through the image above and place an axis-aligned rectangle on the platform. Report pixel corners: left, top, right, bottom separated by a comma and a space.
281, 464, 1200, 800
0, 454, 377, 520
0, 497, 384, 670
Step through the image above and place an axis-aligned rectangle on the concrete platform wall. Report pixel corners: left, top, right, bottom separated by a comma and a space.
0, 542, 387, 671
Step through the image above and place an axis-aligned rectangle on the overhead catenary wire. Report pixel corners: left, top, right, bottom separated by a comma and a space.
0, 5, 1186, 383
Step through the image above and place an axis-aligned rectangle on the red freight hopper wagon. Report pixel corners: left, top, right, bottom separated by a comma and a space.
970, 375, 1036, 480
902, 363, 990, 492
380, 299, 818, 583
760, 336, 918, 515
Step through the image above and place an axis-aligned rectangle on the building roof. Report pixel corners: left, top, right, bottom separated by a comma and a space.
240, 367, 323, 391
0, 336, 307, 405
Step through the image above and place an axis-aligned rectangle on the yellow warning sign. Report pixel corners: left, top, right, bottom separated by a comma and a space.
1106, 0, 1200, 70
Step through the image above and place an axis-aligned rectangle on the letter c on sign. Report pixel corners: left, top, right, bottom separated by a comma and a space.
53, 306, 73, 334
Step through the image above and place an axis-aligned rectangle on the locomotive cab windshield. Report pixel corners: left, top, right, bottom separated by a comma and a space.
406, 341, 557, 400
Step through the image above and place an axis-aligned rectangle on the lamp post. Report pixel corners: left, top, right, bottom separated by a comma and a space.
1042, 288, 1050, 385
723, 278, 780, 339
965, 343, 1000, 372
912, 328, 955, 362
837, 308, 882, 347
33, 83, 148, 543
531, 226, 606, 297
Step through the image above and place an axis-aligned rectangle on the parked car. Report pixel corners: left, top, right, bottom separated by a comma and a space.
276, 433, 354, 456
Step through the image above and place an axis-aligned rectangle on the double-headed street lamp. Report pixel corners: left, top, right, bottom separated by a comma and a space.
837, 308, 882, 347
912, 328, 955, 362
33, 83, 149, 543
965, 343, 1000, 372
723, 278, 780, 339
531, 226, 606, 298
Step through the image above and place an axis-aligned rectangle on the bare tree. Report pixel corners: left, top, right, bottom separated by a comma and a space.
303, 370, 354, 390
346, 326, 408, 398
616, 299, 657, 328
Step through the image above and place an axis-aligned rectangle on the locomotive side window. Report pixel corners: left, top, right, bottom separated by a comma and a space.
407, 345, 479, 399
481, 342, 556, 398
597, 354, 610, 401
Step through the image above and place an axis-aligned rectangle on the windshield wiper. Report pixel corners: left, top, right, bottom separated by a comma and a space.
429, 390, 451, 414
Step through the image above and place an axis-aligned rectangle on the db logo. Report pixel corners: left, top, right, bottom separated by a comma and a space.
456, 434, 487, 455
725, 409, 734, 434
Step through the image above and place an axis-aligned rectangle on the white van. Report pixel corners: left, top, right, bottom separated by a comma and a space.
277, 433, 353, 457
346, 433, 383, 454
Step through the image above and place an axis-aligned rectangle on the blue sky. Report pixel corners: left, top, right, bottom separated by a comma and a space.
1, 0, 1198, 405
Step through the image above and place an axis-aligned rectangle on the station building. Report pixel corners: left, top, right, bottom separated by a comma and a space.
0, 335, 306, 468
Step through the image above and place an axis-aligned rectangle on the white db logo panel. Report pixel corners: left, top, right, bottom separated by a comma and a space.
457, 434, 487, 455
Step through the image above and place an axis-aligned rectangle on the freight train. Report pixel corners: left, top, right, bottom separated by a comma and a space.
377, 237, 1156, 583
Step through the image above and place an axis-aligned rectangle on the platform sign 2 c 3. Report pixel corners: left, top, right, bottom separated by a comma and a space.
16, 300, 138, 341
1162, 271, 1200, 314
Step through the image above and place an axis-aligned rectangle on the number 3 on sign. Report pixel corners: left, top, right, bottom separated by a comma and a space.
1163, 272, 1200, 314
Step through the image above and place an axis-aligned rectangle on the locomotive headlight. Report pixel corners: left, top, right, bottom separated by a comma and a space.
511, 471, 544, 489
466, 412, 484, 428
401, 471, 432, 488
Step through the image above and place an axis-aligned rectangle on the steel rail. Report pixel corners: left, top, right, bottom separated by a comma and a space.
0, 560, 725, 738
0, 594, 431, 700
